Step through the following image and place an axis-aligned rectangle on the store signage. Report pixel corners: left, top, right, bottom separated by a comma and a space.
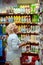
17, 0, 38, 4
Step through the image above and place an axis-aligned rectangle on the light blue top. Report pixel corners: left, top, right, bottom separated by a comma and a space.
6, 33, 21, 61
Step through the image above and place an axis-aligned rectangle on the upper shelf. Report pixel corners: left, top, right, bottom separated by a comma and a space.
22, 52, 39, 56
0, 13, 13, 16
0, 12, 43, 16
20, 42, 39, 47
17, 32, 39, 35
16, 22, 39, 25
0, 13, 39, 16
0, 22, 40, 26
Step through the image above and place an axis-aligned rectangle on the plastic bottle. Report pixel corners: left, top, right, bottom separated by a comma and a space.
32, 15, 39, 23
4, 17, 6, 22
21, 16, 24, 22
8, 16, 11, 23
10, 16, 14, 23
17, 16, 19, 23
2, 24, 6, 34
6, 16, 8, 22
28, 15, 31, 23
26, 16, 28, 22
31, 4, 36, 14
14, 16, 16, 23
16, 16, 18, 23
1, 17, 4, 22
24, 16, 27, 23
35, 60, 39, 65
31, 35, 35, 42
0, 25, 3, 35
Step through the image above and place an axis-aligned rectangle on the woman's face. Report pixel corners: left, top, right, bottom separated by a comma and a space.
6, 23, 18, 34
13, 25, 18, 33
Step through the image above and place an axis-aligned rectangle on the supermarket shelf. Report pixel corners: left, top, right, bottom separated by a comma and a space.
0, 22, 9, 25
0, 12, 42, 16
21, 62, 31, 65
16, 23, 39, 25
0, 32, 39, 36
27, 42, 39, 46
17, 32, 39, 35
0, 13, 13, 16
22, 52, 39, 56
0, 22, 40, 26
20, 42, 39, 47
0, 13, 38, 16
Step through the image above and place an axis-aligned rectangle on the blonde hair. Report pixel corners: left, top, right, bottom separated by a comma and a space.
6, 23, 16, 34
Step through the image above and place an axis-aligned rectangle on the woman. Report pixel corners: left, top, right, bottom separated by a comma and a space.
5, 23, 25, 65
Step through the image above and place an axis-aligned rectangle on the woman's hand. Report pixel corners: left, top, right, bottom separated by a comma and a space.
19, 42, 26, 48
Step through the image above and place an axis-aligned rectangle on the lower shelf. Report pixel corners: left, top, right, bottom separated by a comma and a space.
22, 53, 39, 56
20, 62, 35, 65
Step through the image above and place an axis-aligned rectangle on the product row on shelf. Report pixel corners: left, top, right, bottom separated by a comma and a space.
0, 24, 40, 35
0, 15, 40, 23
21, 42, 40, 54
0, 34, 40, 55
18, 34, 40, 42
0, 4, 40, 14
17, 25, 40, 33
20, 54, 40, 65
0, 3, 42, 65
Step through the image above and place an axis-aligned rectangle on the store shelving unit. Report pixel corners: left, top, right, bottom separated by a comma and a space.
17, 32, 39, 35
0, 22, 40, 25
0, 8, 41, 65
20, 42, 39, 47
0, 11, 42, 16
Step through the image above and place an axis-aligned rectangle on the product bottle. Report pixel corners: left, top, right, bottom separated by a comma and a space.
35, 60, 39, 65
16, 16, 18, 23
0, 25, 3, 35
35, 46, 38, 54
19, 16, 21, 23
1, 17, 4, 22
17, 16, 19, 23
14, 16, 16, 23
28, 15, 31, 23
21, 16, 24, 22
8, 16, 11, 23
4, 17, 6, 22
31, 35, 35, 42
24, 16, 27, 23
26, 16, 28, 22
24, 25, 26, 33
6, 16, 8, 22
2, 24, 6, 34
2, 36, 7, 47
11, 16, 14, 23
31, 4, 36, 14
